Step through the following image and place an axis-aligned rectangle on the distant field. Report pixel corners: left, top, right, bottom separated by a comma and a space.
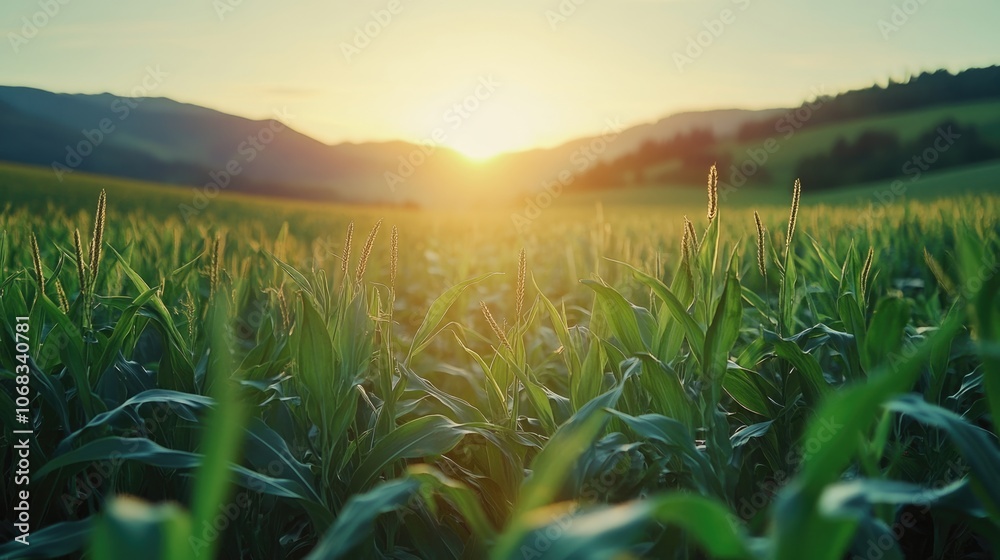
4, 151, 998, 219
1, 158, 997, 326
548, 159, 1000, 209
607, 99, 1000, 197
0, 161, 348, 222
719, 98, 1000, 187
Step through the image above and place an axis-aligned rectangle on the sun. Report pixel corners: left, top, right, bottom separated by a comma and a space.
441, 96, 552, 161
452, 141, 507, 162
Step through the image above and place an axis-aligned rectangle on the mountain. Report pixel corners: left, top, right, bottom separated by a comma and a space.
0, 87, 414, 204
4, 66, 997, 205
598, 108, 790, 161
0, 85, 785, 206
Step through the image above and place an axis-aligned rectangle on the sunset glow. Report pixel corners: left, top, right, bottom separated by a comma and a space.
4, 1, 997, 154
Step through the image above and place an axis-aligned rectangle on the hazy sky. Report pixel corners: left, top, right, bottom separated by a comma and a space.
3, 0, 999, 157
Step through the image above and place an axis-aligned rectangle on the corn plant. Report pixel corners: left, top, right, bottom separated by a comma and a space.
0, 171, 997, 559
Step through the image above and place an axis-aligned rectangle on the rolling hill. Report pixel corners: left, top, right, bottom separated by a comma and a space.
0, 85, 780, 207
2, 65, 999, 207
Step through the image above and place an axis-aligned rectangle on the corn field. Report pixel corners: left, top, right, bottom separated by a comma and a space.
1, 170, 999, 559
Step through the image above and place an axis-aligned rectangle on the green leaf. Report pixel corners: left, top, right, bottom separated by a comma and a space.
510, 493, 752, 560
107, 245, 190, 359
493, 410, 608, 560
820, 478, 986, 520
0, 519, 91, 558
767, 332, 830, 405
350, 415, 479, 493
884, 394, 1000, 520
770, 312, 964, 560
731, 420, 774, 449
94, 287, 159, 379
704, 259, 742, 387
36, 293, 96, 416
606, 409, 723, 499
724, 365, 773, 416
534, 276, 580, 373
492, 366, 639, 560
837, 293, 868, 376
91, 497, 191, 560
408, 464, 498, 542
243, 417, 325, 506
610, 260, 705, 357
56, 389, 213, 454
37, 437, 319, 504
956, 228, 1000, 447
306, 478, 420, 560
406, 272, 500, 363
190, 296, 245, 560
581, 280, 647, 355
268, 251, 314, 296
296, 292, 337, 387
864, 298, 911, 368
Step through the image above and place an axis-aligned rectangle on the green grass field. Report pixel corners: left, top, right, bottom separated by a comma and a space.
607, 99, 1000, 203
720, 98, 1000, 185
1, 162, 999, 559
567, 159, 1000, 209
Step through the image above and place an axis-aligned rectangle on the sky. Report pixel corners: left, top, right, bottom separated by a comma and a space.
3, 0, 999, 158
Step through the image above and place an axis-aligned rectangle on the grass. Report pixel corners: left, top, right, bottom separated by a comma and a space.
0, 163, 998, 559
561, 158, 1000, 209
586, 98, 1000, 206
719, 98, 1000, 183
